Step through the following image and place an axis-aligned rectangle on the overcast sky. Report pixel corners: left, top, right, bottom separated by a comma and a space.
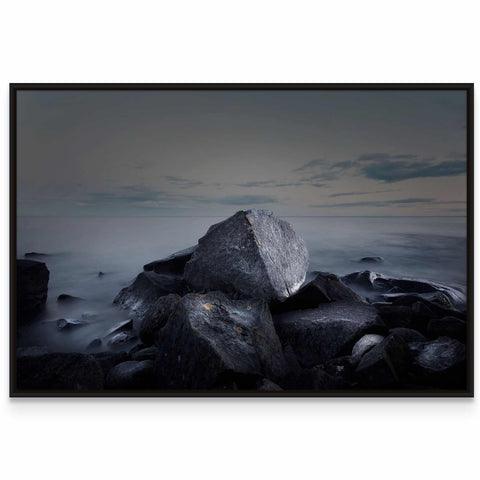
17, 89, 467, 217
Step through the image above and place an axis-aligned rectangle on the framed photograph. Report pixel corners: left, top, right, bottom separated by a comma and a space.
10, 84, 473, 397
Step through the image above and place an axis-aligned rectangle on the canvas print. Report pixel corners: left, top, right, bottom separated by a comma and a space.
11, 85, 472, 396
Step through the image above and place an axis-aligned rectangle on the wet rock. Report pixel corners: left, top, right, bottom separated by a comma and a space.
131, 346, 158, 361
358, 256, 384, 264
103, 319, 133, 338
273, 300, 385, 368
17, 259, 49, 323
113, 271, 187, 319
427, 317, 467, 342
184, 209, 309, 302
355, 334, 410, 387
408, 337, 466, 388
57, 294, 85, 303
105, 360, 154, 389
271, 272, 361, 314
313, 356, 358, 390
375, 305, 414, 329
85, 338, 102, 351
154, 291, 287, 389
139, 294, 181, 345
144, 245, 196, 274
257, 378, 283, 392
108, 332, 138, 347
388, 328, 426, 343
385, 292, 455, 310
16, 353, 104, 391
351, 334, 385, 362
92, 351, 129, 378
56, 318, 89, 331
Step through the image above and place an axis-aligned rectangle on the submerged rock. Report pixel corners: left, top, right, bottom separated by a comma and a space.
86, 338, 102, 351
24, 252, 49, 258
16, 353, 104, 391
184, 209, 309, 302
17, 259, 49, 323
57, 294, 85, 303
154, 291, 287, 389
144, 245, 196, 274
271, 272, 361, 314
273, 300, 384, 368
56, 318, 89, 331
105, 360, 154, 389
358, 256, 384, 264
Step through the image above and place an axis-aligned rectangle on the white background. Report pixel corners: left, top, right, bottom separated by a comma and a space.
0, 1, 478, 479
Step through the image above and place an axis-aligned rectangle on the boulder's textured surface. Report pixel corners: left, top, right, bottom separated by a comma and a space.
184, 210, 309, 301
408, 337, 466, 388
114, 271, 187, 318
144, 246, 196, 274
154, 291, 287, 389
351, 334, 385, 362
105, 360, 154, 389
427, 317, 467, 342
388, 328, 426, 343
271, 272, 361, 313
17, 259, 49, 323
273, 300, 385, 368
16, 352, 104, 391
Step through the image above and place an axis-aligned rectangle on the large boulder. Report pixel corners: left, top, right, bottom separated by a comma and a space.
105, 360, 154, 389
271, 272, 361, 314
113, 271, 187, 318
16, 352, 104, 391
153, 291, 287, 389
143, 246, 196, 274
342, 271, 466, 311
184, 210, 309, 302
17, 259, 49, 323
273, 300, 385, 368
427, 317, 467, 342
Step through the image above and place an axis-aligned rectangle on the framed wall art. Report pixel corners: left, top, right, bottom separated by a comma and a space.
10, 84, 473, 397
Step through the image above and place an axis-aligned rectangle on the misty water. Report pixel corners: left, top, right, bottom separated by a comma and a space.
17, 215, 467, 353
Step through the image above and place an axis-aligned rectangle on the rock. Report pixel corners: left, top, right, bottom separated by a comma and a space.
358, 256, 384, 264
17, 259, 49, 323
105, 360, 154, 389
139, 294, 181, 345
16, 353, 104, 391
384, 292, 455, 310
17, 346, 49, 357
103, 319, 133, 338
351, 334, 385, 362
184, 209, 309, 302
108, 332, 138, 347
113, 271, 187, 319
25, 252, 49, 258
271, 272, 361, 314
355, 334, 410, 387
57, 294, 85, 303
388, 328, 426, 343
154, 291, 287, 389
408, 337, 466, 388
131, 346, 158, 361
86, 338, 102, 351
91, 351, 129, 378
273, 300, 385, 368
312, 356, 358, 390
342, 271, 466, 311
143, 245, 197, 274
56, 318, 89, 331
374, 305, 414, 329
427, 317, 467, 342
257, 378, 283, 392
98, 271, 105, 277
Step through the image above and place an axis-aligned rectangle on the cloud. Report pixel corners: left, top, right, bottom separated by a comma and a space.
164, 176, 204, 188
310, 198, 437, 208
329, 189, 395, 198
292, 159, 326, 172
201, 195, 277, 205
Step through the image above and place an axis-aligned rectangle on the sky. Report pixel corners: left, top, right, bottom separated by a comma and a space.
16, 89, 467, 217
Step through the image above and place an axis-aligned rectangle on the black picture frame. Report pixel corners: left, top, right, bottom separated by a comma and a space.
10, 83, 474, 398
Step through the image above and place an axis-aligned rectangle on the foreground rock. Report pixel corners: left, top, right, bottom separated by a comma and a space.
184, 209, 309, 302
427, 317, 467, 342
16, 352, 104, 391
144, 246, 196, 274
273, 300, 385, 368
17, 259, 49, 323
114, 271, 187, 318
351, 334, 385, 362
105, 360, 154, 389
271, 272, 361, 314
342, 271, 466, 311
154, 291, 287, 389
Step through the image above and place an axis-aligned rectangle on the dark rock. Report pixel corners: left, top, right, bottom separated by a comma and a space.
358, 256, 384, 264
98, 271, 105, 277
56, 318, 89, 331
408, 337, 466, 388
385, 292, 455, 310
427, 317, 467, 342
139, 294, 181, 345
113, 271, 187, 319
273, 300, 385, 368
16, 353, 104, 391
25, 252, 49, 258
108, 332, 138, 347
131, 346, 158, 361
103, 319, 133, 338
86, 338, 102, 351
389, 328, 426, 343
184, 209, 309, 302
355, 334, 410, 387
92, 351, 129, 378
57, 294, 85, 303
271, 272, 361, 314
351, 334, 385, 362
17, 346, 49, 357
375, 305, 414, 329
342, 270, 466, 311
105, 360, 154, 389
17, 259, 49, 323
154, 291, 287, 389
312, 356, 358, 390
144, 245, 196, 274
257, 378, 283, 391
